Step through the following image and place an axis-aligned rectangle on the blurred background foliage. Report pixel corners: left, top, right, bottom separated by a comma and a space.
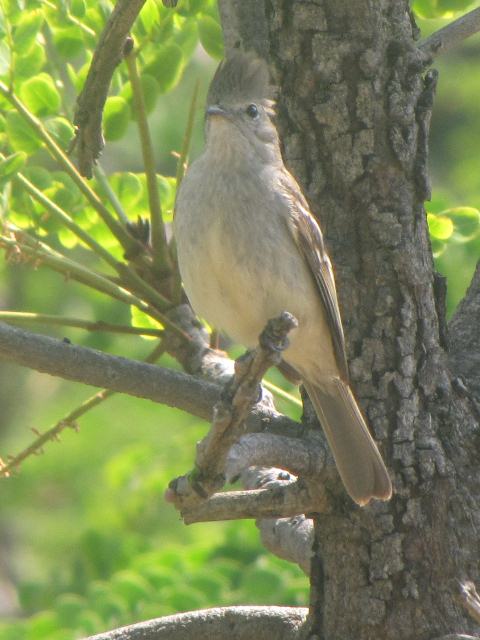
0, 0, 479, 638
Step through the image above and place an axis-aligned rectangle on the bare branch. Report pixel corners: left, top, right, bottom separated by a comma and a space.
0, 321, 300, 436
0, 321, 218, 420
418, 7, 480, 59
226, 433, 325, 480
73, 0, 146, 178
83, 605, 308, 640
181, 480, 318, 524
168, 313, 298, 506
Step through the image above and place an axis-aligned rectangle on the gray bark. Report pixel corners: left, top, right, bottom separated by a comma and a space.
219, 1, 480, 639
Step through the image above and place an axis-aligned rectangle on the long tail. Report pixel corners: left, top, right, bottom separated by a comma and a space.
304, 378, 392, 505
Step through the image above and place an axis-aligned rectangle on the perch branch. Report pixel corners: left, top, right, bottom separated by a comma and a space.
0, 341, 167, 477
73, 0, 146, 178
83, 605, 308, 640
418, 7, 480, 59
242, 467, 314, 575
226, 432, 325, 481
0, 322, 300, 438
167, 312, 298, 507
0, 321, 218, 419
181, 481, 317, 524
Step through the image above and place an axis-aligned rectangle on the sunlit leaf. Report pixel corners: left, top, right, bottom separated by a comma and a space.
130, 305, 163, 337
44, 117, 74, 150
427, 212, 454, 239
144, 43, 184, 93
198, 15, 223, 59
104, 96, 131, 141
54, 27, 85, 59
14, 41, 46, 78
19, 73, 61, 117
5, 111, 42, 153
443, 206, 480, 240
13, 9, 44, 55
0, 150, 26, 179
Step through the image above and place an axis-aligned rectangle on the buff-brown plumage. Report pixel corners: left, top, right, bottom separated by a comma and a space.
175, 51, 392, 506
207, 50, 273, 107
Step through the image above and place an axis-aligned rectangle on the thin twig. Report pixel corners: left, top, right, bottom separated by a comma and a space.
0, 311, 164, 337
93, 164, 130, 224
0, 341, 167, 478
0, 80, 143, 257
418, 7, 480, 58
0, 229, 187, 340
73, 0, 146, 178
175, 81, 200, 188
15, 172, 173, 313
125, 48, 171, 278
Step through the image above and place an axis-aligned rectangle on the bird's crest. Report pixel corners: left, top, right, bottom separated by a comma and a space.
207, 50, 274, 107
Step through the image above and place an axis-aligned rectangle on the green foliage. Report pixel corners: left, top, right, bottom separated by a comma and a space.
412, 0, 477, 18
0, 1, 479, 639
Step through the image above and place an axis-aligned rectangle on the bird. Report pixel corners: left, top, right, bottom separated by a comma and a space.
174, 50, 392, 506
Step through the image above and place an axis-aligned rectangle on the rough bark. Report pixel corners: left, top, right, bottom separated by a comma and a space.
219, 1, 480, 639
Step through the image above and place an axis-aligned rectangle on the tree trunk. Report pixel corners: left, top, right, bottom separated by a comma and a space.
219, 1, 480, 639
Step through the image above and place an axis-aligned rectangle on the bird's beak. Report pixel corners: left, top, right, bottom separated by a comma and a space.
206, 105, 228, 118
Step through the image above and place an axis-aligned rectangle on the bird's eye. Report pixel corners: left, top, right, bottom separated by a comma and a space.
246, 103, 259, 119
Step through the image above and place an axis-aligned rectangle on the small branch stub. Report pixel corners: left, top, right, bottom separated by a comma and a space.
167, 312, 299, 511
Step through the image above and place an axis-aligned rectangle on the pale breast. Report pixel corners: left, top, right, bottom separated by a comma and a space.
174, 155, 339, 379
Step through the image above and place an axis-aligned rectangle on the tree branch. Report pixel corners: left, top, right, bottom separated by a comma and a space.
73, 0, 146, 178
83, 606, 308, 640
167, 313, 299, 506
0, 321, 217, 420
0, 322, 300, 436
418, 7, 480, 59
448, 261, 480, 399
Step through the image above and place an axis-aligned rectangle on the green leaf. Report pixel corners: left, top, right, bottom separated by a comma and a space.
111, 570, 152, 608
427, 212, 454, 240
443, 207, 480, 240
5, 111, 42, 153
157, 175, 176, 222
110, 172, 144, 209
53, 27, 85, 59
103, 96, 131, 141
121, 74, 159, 115
175, 19, 199, 60
70, 0, 86, 18
138, 0, 159, 34
144, 43, 185, 93
13, 9, 44, 55
19, 73, 61, 117
198, 15, 224, 59
0, 41, 11, 77
44, 117, 75, 149
130, 306, 163, 337
23, 166, 52, 190
0, 151, 27, 185
437, 0, 475, 13
55, 593, 86, 628
14, 41, 46, 78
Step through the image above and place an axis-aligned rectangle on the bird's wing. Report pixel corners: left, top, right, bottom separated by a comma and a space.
279, 172, 349, 382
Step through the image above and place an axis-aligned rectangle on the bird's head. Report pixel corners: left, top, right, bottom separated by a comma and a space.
205, 51, 281, 165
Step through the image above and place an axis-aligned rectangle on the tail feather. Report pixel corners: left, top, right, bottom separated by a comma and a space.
304, 379, 392, 505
